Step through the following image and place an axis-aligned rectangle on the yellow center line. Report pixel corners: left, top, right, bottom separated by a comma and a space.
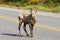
0, 16, 60, 32
0, 16, 18, 23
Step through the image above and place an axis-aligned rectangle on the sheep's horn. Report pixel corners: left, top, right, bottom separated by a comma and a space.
30, 8, 32, 15
35, 10, 37, 14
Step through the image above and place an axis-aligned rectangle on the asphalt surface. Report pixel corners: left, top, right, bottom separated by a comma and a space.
0, 7, 60, 40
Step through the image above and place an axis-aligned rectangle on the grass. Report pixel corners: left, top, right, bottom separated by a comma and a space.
53, 6, 60, 13
0, 3, 60, 13
25, 5, 60, 13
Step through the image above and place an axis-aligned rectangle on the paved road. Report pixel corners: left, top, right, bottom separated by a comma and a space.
0, 7, 60, 40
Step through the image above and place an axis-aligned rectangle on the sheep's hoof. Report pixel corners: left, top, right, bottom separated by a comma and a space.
30, 35, 33, 38
26, 34, 29, 37
19, 35, 21, 37
19, 34, 21, 37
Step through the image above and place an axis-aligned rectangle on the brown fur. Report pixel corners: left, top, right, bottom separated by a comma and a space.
18, 9, 37, 37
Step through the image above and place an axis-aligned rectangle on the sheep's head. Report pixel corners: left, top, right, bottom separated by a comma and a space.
30, 8, 37, 18
29, 8, 37, 24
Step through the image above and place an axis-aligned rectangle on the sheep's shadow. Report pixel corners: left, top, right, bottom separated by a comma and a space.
1, 33, 26, 37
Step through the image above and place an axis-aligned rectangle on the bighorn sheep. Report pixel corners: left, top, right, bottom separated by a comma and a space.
18, 8, 37, 37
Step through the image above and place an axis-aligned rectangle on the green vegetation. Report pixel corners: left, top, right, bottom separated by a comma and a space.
0, 0, 60, 13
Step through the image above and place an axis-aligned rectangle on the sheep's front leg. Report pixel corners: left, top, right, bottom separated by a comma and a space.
23, 23, 29, 37
18, 22, 22, 36
18, 16, 23, 36
29, 24, 34, 37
